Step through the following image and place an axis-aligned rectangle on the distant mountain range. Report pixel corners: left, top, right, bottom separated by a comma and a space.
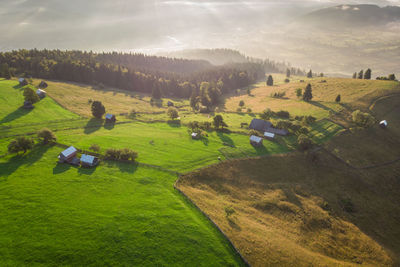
299, 4, 400, 28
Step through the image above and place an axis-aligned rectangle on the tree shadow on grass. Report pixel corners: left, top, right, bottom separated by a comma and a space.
104, 160, 138, 174
78, 166, 97, 175
217, 131, 235, 148
252, 144, 268, 155
0, 144, 52, 177
167, 120, 181, 128
0, 107, 33, 124
309, 101, 336, 114
84, 118, 103, 134
53, 163, 72, 174
104, 122, 115, 130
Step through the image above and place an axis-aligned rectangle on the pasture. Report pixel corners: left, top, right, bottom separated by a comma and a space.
0, 79, 79, 127
0, 146, 243, 266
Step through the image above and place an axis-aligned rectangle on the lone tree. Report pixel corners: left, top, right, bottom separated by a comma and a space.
352, 72, 357, 79
91, 101, 105, 118
303, 83, 313, 102
286, 69, 291, 78
213, 115, 227, 129
23, 87, 39, 104
335, 94, 341, 103
307, 70, 313, 78
358, 70, 364, 79
167, 106, 179, 119
296, 88, 302, 97
239, 100, 245, 107
388, 74, 396, 81
364, 69, 372, 80
37, 128, 57, 144
8, 136, 34, 154
266, 75, 274, 86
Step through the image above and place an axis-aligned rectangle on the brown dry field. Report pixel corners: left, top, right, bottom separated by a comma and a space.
178, 88, 400, 266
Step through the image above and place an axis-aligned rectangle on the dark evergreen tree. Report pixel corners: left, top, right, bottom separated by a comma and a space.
307, 70, 313, 78
152, 85, 162, 99
358, 70, 364, 79
213, 115, 227, 129
364, 69, 371, 80
352, 72, 357, 79
91, 101, 105, 118
286, 69, 291, 78
266, 75, 274, 86
388, 74, 396, 81
303, 84, 313, 102
335, 94, 341, 103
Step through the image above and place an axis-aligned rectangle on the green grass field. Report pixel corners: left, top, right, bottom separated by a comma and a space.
0, 145, 243, 266
0, 79, 80, 128
54, 121, 289, 173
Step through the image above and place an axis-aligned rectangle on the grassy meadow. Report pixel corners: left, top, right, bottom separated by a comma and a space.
0, 146, 243, 266
0, 79, 79, 127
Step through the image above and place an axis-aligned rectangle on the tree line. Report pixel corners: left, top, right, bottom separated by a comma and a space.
0, 49, 268, 101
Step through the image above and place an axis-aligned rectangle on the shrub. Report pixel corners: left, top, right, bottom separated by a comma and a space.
388, 74, 396, 81
249, 129, 262, 137
236, 107, 242, 112
260, 108, 274, 120
167, 107, 179, 119
276, 120, 293, 130
105, 148, 137, 162
105, 148, 120, 160
37, 128, 56, 144
224, 206, 235, 217
284, 78, 290, 83
276, 110, 290, 119
335, 94, 341, 103
23, 87, 39, 103
352, 110, 375, 127
239, 100, 245, 107
199, 121, 212, 131
297, 134, 312, 151
240, 122, 249, 128
271, 91, 286, 98
128, 109, 137, 119
296, 88, 302, 97
266, 75, 273, 86
8, 136, 34, 154
247, 108, 252, 113
89, 144, 100, 152
91, 101, 105, 119
302, 115, 316, 125
298, 127, 309, 135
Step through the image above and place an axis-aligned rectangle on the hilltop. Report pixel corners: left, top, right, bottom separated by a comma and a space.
299, 4, 400, 28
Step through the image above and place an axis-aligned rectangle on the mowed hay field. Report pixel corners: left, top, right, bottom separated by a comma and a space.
34, 79, 188, 117
177, 92, 400, 266
0, 79, 79, 127
224, 76, 400, 118
0, 146, 244, 266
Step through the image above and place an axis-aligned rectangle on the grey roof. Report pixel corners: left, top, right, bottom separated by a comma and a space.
249, 119, 272, 132
264, 132, 275, 138
266, 127, 288, 136
250, 135, 263, 143
60, 146, 77, 158
36, 89, 46, 95
81, 154, 96, 165
380, 120, 388, 126
191, 132, 198, 137
18, 78, 25, 82
105, 113, 115, 120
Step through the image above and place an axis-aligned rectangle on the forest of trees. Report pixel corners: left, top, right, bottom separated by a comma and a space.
0, 49, 270, 102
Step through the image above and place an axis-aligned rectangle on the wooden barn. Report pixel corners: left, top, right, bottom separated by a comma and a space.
250, 135, 263, 147
191, 132, 200, 140
80, 154, 99, 167
39, 81, 48, 89
105, 113, 116, 123
19, 78, 28, 86
58, 146, 79, 165
23, 101, 34, 109
36, 89, 46, 98
249, 119, 272, 132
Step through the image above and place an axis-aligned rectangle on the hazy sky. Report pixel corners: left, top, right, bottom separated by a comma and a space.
0, 0, 399, 59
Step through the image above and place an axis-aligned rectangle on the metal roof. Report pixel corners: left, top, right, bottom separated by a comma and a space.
36, 89, 46, 94
249, 119, 272, 132
250, 135, 263, 143
265, 127, 288, 136
380, 120, 388, 126
264, 132, 275, 138
105, 113, 115, 120
61, 146, 77, 158
81, 154, 96, 164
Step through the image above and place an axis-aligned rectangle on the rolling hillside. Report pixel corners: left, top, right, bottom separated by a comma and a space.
177, 90, 400, 266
